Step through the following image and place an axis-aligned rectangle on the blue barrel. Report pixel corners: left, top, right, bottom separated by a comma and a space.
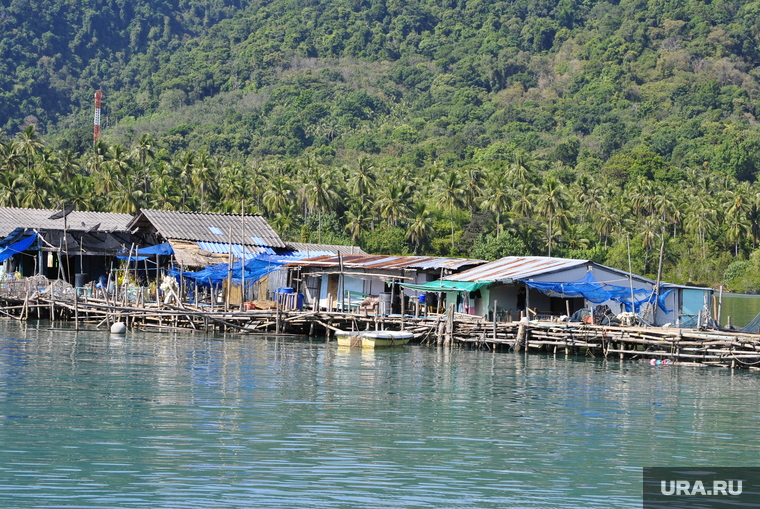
297, 293, 304, 310
418, 294, 426, 304
277, 287, 294, 294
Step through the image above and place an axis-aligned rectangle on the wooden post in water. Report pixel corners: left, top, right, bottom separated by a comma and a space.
401, 287, 405, 331
492, 300, 498, 341
444, 303, 454, 347
515, 323, 525, 352
525, 286, 531, 320
275, 294, 281, 334
22, 285, 29, 321
74, 290, 79, 331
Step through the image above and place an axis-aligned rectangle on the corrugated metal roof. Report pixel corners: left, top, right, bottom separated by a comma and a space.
196, 241, 276, 257
285, 242, 367, 255
290, 254, 486, 271
0, 207, 133, 237
444, 256, 589, 282
128, 209, 286, 248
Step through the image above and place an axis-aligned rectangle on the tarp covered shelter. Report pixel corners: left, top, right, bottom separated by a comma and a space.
520, 271, 672, 314
168, 255, 285, 286
0, 232, 37, 262
0, 207, 137, 281
421, 256, 707, 326
127, 209, 286, 268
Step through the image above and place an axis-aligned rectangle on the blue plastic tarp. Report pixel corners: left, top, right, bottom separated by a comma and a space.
168, 255, 284, 287
520, 272, 671, 313
117, 243, 174, 261
0, 232, 37, 262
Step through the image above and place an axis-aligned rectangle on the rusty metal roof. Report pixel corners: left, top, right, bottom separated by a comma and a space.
444, 256, 590, 282
290, 254, 486, 271
0, 206, 133, 236
127, 209, 286, 248
285, 242, 367, 255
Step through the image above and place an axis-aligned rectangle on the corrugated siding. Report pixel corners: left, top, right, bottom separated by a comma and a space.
133, 210, 286, 248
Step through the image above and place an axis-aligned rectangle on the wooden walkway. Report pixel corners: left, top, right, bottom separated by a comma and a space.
1, 277, 759, 369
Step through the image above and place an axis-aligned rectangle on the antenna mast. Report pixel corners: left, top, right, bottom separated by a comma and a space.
93, 91, 102, 142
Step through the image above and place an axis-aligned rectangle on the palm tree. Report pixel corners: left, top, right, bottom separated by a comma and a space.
57, 149, 81, 182
511, 181, 536, 221
17, 166, 50, 208
348, 156, 376, 208
148, 161, 181, 210
572, 173, 602, 224
434, 170, 465, 249
462, 166, 483, 212
65, 175, 96, 211
536, 176, 567, 257
302, 160, 340, 242
482, 169, 510, 238
191, 151, 214, 213
726, 215, 750, 256
175, 150, 195, 208
217, 163, 246, 211
247, 160, 266, 212
406, 201, 433, 253
376, 181, 410, 226
0, 138, 22, 173
86, 140, 110, 176
132, 133, 155, 194
345, 203, 370, 243
508, 150, 532, 184
563, 223, 591, 250
17, 125, 43, 174
0, 170, 22, 207
640, 217, 659, 274
263, 175, 296, 216
685, 194, 717, 259
109, 144, 132, 176
110, 173, 144, 214
270, 203, 298, 238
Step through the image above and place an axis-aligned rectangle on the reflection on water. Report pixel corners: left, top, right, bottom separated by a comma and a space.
1, 321, 759, 508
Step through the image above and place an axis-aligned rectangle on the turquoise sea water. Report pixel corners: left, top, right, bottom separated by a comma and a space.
1, 321, 759, 508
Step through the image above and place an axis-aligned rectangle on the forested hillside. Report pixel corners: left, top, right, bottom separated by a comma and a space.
4, 0, 760, 289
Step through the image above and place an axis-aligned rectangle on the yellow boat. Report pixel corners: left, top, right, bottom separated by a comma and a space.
335, 330, 413, 348
336, 331, 363, 347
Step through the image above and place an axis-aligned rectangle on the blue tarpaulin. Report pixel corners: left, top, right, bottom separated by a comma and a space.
0, 232, 37, 262
168, 255, 284, 287
117, 243, 174, 261
520, 272, 672, 314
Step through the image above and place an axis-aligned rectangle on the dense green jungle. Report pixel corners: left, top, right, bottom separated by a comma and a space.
3, 0, 760, 290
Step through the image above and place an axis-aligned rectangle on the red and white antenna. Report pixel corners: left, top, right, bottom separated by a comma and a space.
93, 91, 102, 141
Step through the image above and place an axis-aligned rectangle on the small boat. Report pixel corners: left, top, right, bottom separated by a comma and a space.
336, 331, 363, 347
335, 330, 413, 348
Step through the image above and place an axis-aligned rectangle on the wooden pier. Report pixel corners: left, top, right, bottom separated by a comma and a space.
2, 276, 760, 369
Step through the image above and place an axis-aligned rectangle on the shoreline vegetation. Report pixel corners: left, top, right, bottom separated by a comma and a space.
4, 0, 760, 292
2, 277, 759, 370
2, 130, 760, 293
